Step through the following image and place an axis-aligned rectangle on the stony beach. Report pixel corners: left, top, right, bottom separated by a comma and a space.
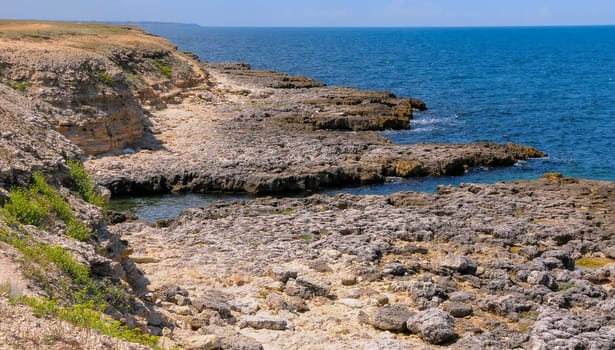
0, 21, 613, 349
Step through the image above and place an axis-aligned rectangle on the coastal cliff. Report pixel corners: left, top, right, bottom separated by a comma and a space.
0, 21, 205, 155
1, 21, 613, 350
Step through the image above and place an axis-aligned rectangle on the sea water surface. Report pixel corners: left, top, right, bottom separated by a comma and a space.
118, 24, 615, 220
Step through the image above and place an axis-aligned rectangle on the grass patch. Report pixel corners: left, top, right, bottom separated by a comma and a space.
10, 81, 29, 92
97, 72, 114, 86
575, 257, 615, 269
1, 172, 93, 241
299, 234, 312, 241
20, 297, 159, 347
272, 208, 298, 216
520, 310, 539, 319
560, 283, 579, 291
66, 159, 106, 208
0, 21, 134, 41
152, 59, 172, 78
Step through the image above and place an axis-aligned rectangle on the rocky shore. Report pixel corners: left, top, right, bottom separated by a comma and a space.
0, 21, 613, 349
112, 174, 615, 349
86, 61, 544, 195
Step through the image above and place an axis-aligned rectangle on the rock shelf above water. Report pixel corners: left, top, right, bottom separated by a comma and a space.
86, 60, 545, 195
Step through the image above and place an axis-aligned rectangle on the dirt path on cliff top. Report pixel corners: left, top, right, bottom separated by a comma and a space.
86, 63, 545, 195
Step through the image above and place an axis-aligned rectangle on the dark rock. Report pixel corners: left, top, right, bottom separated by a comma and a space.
366, 304, 414, 332
382, 262, 409, 276
442, 301, 473, 317
406, 308, 457, 344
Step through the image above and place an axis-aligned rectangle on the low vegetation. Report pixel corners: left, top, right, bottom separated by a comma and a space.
97, 71, 114, 86
0, 165, 158, 347
9, 80, 28, 92
0, 20, 134, 41
67, 159, 106, 207
2, 172, 93, 241
152, 58, 173, 78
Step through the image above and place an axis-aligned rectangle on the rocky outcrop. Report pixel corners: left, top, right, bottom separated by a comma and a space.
0, 84, 82, 189
87, 64, 545, 195
0, 22, 206, 155
207, 62, 424, 131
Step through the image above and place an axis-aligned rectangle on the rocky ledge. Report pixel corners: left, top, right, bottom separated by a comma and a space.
113, 174, 615, 349
86, 61, 544, 196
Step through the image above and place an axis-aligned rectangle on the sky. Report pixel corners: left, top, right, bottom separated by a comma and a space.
2, 0, 615, 27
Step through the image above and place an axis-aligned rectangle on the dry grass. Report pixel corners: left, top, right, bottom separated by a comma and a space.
0, 20, 174, 54
0, 20, 134, 40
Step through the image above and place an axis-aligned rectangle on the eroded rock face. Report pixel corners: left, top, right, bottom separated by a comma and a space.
0, 24, 206, 155
0, 84, 82, 188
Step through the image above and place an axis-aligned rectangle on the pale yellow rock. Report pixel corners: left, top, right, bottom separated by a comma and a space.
183, 334, 220, 350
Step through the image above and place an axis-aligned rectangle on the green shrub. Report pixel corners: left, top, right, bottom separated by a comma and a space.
152, 59, 172, 78
66, 159, 106, 207
20, 297, 159, 347
65, 218, 92, 241
3, 187, 48, 226
2, 172, 93, 241
97, 72, 114, 86
10, 81, 29, 92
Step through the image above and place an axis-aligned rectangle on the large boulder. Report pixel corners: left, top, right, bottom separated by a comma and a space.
406, 308, 457, 344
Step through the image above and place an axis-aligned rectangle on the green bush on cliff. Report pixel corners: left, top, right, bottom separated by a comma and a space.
3, 187, 48, 226
97, 71, 114, 86
9, 81, 29, 92
152, 58, 172, 78
67, 159, 106, 207
20, 297, 159, 347
1, 172, 93, 241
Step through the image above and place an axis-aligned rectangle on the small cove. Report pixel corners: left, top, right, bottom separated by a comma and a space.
108, 192, 248, 222
110, 159, 546, 222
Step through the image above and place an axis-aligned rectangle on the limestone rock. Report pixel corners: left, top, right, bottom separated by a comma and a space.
438, 255, 478, 275
239, 313, 293, 331
442, 301, 473, 317
406, 308, 457, 344
183, 334, 220, 350
365, 304, 414, 332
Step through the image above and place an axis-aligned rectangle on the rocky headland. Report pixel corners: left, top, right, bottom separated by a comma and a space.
0, 21, 613, 350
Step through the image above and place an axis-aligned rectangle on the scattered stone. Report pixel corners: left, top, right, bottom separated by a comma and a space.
239, 313, 293, 331
366, 304, 414, 332
406, 308, 457, 344
438, 255, 478, 275
341, 273, 357, 286
527, 271, 559, 291
270, 266, 298, 283
183, 335, 220, 350
442, 302, 473, 317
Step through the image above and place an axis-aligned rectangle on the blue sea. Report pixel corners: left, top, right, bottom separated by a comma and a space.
141, 24, 615, 195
